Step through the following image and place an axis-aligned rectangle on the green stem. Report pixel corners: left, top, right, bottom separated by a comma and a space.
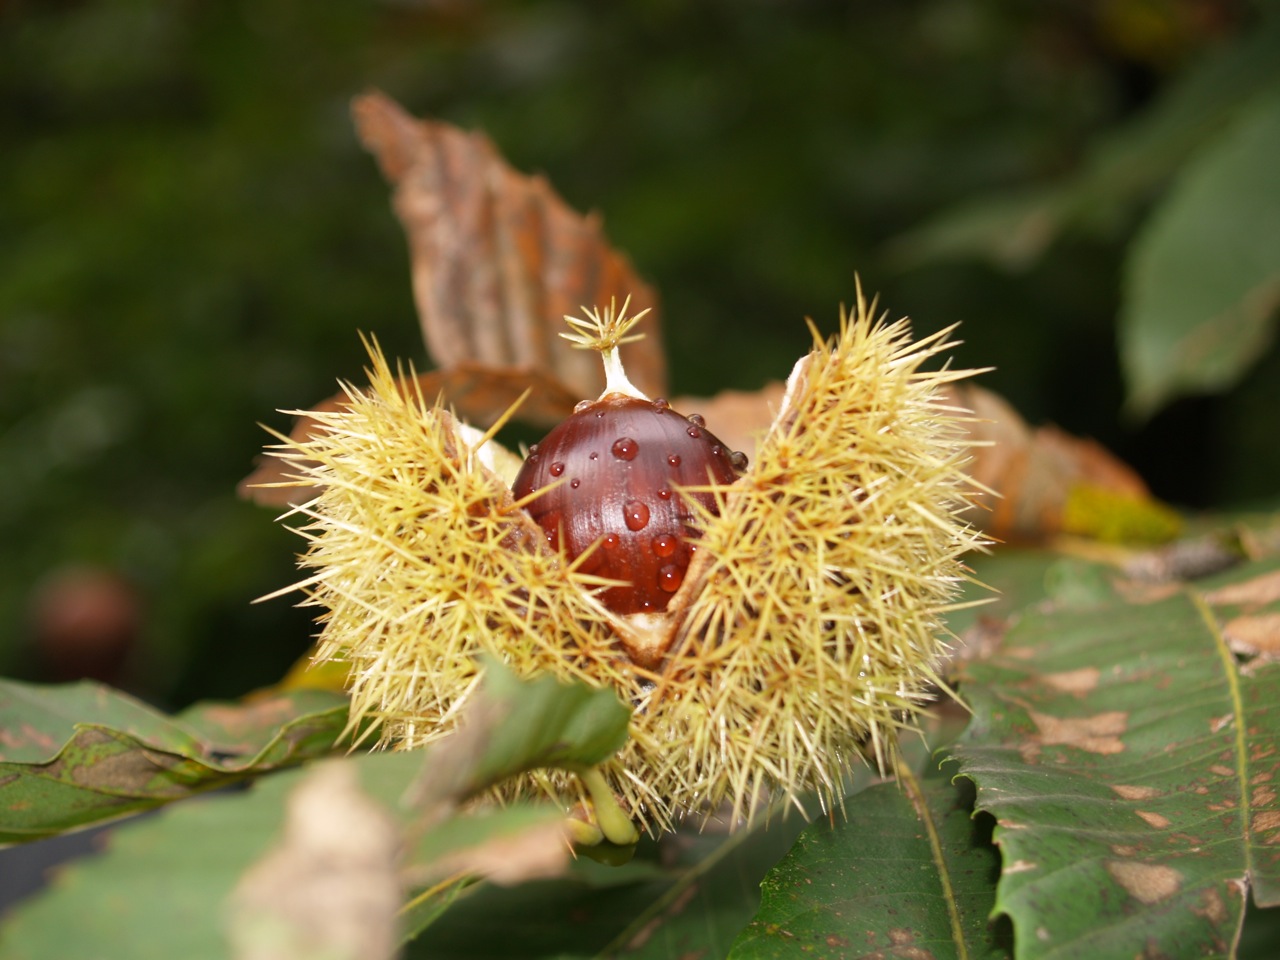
579, 767, 640, 846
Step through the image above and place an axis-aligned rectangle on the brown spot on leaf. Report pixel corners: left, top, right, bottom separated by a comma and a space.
1223, 613, 1280, 657
1042, 667, 1101, 696
1203, 570, 1280, 607
825, 934, 849, 949
1025, 709, 1127, 756
1194, 887, 1228, 926
1209, 764, 1235, 777
1112, 784, 1161, 801
1004, 859, 1038, 874
1254, 809, 1280, 842
1106, 861, 1182, 904
0, 724, 59, 760
1136, 810, 1171, 828
1112, 844, 1139, 856
1252, 786, 1277, 808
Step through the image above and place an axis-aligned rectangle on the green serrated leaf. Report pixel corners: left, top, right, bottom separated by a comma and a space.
949, 553, 1280, 959
730, 766, 1006, 960
0, 681, 349, 844
1121, 83, 1280, 418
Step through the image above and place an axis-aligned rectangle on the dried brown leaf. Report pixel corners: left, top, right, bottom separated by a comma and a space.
353, 90, 666, 411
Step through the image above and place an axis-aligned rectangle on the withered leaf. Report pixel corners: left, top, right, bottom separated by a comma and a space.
354, 89, 666, 414
243, 92, 668, 507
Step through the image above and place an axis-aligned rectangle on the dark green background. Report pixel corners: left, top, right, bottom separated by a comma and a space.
2, 0, 1275, 705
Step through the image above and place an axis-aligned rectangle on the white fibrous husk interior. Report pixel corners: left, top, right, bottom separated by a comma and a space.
274, 303, 985, 834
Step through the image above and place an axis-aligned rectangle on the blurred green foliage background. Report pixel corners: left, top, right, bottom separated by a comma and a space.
3, 0, 1277, 706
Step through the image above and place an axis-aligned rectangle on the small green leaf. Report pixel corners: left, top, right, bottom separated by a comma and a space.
0, 681, 348, 844
460, 657, 633, 791
730, 766, 1006, 960
1121, 84, 1280, 418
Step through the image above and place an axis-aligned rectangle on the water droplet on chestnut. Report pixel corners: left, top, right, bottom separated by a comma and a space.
511, 395, 740, 617
657, 564, 684, 593
624, 500, 650, 531
653, 533, 678, 558
549, 461, 565, 477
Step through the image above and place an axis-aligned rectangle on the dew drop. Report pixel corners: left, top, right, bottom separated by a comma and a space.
687, 414, 706, 427
570, 478, 581, 489
549, 461, 565, 477
528, 443, 539, 455
657, 487, 672, 500
686, 426, 701, 439
652, 398, 670, 411
603, 533, 620, 550
624, 500, 650, 531
612, 437, 639, 460
589, 451, 599, 461
657, 564, 684, 593
574, 399, 593, 413
711, 444, 723, 457
730, 450, 749, 471
667, 453, 681, 468
652, 533, 678, 558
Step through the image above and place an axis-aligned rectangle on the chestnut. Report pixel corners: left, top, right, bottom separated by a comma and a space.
513, 397, 745, 615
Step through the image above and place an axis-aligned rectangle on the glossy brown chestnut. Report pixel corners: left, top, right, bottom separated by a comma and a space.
513, 396, 745, 616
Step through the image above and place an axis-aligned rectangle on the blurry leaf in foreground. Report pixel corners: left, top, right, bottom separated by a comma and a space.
885, 22, 1280, 271
949, 549, 1280, 959
0, 680, 347, 844
1121, 85, 1280, 419
0, 662, 632, 959
226, 761, 402, 960
407, 810, 809, 960
732, 766, 1006, 960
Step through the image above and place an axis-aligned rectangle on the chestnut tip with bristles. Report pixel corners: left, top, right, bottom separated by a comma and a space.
560, 297, 652, 401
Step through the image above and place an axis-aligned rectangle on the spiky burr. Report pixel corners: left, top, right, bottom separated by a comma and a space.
266, 294, 985, 835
